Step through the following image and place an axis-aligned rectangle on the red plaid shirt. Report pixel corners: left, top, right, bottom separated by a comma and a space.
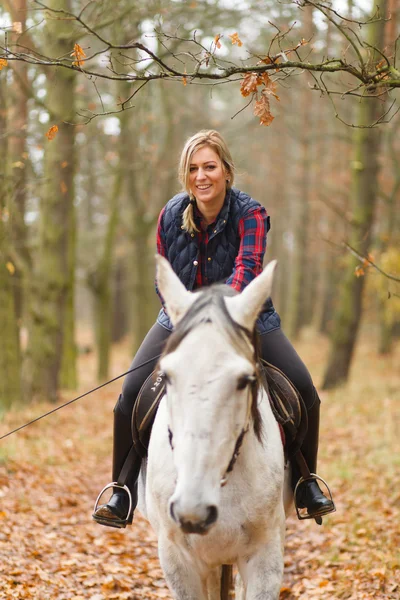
156, 202, 267, 295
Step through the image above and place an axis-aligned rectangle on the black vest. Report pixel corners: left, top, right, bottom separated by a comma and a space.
157, 188, 280, 334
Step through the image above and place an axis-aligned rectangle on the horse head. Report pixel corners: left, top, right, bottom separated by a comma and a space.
155, 255, 277, 535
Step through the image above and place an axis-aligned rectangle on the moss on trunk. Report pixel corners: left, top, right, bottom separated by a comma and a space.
24, 0, 76, 401
322, 0, 387, 389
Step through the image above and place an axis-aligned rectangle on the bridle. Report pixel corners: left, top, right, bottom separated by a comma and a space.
164, 300, 261, 489
167, 373, 257, 488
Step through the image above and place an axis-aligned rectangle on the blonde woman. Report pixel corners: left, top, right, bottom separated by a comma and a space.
93, 130, 334, 528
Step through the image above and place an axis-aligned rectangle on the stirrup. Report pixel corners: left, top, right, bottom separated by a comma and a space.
92, 482, 133, 529
294, 473, 336, 525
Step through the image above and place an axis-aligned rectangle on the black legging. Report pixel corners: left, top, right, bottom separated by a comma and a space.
119, 322, 317, 415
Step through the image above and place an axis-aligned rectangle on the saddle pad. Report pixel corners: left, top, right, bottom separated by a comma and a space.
261, 360, 308, 456
132, 371, 166, 457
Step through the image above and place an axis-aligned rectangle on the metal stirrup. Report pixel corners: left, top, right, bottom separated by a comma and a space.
93, 482, 133, 521
294, 473, 336, 522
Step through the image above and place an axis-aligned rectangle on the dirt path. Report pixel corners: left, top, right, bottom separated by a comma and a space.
0, 332, 399, 599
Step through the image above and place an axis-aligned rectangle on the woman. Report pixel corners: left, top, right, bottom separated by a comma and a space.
93, 130, 334, 529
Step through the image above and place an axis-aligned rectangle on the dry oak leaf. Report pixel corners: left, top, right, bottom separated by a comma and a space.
254, 91, 274, 126
259, 73, 280, 100
229, 32, 243, 47
0, 58, 8, 70
45, 125, 58, 141
214, 34, 222, 49
240, 73, 259, 97
71, 43, 86, 67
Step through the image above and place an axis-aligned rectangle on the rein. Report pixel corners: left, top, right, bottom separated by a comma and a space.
0, 354, 162, 442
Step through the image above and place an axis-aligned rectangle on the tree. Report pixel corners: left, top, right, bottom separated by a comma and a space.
1, 0, 398, 128
24, 0, 77, 401
322, 0, 388, 389
0, 67, 22, 409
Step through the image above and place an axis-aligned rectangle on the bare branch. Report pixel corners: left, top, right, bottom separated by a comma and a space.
344, 243, 400, 283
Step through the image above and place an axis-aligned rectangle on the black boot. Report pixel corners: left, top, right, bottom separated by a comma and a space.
92, 396, 142, 528
294, 392, 335, 519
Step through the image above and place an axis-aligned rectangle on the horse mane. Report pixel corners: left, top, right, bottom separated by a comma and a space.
162, 284, 264, 442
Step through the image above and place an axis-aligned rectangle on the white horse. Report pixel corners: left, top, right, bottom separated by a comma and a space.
137, 256, 292, 600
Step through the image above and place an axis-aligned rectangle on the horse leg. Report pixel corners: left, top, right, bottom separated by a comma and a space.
237, 526, 284, 600
158, 537, 207, 600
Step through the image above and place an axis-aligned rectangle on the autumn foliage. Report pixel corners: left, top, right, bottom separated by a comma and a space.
45, 125, 59, 141
0, 334, 399, 599
71, 43, 86, 68
240, 72, 280, 126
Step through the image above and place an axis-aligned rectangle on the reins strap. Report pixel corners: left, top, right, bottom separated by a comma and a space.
117, 445, 138, 486
293, 449, 312, 480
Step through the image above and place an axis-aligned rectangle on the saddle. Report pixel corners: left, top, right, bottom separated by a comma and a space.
132, 362, 308, 460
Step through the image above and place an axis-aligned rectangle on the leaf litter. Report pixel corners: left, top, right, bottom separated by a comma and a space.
0, 331, 399, 599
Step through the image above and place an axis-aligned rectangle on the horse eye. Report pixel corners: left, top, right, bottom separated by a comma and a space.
237, 374, 257, 390
237, 375, 254, 391
163, 372, 171, 385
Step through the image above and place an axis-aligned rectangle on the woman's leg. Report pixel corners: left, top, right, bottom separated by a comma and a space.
259, 327, 335, 519
93, 322, 171, 528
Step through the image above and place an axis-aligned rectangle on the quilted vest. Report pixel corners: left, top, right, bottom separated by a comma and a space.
156, 187, 281, 334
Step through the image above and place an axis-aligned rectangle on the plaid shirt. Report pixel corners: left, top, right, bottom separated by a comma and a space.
156, 202, 267, 295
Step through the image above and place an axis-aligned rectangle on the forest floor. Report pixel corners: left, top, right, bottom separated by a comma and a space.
0, 328, 399, 600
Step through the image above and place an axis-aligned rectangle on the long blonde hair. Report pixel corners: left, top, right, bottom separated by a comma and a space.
179, 130, 235, 233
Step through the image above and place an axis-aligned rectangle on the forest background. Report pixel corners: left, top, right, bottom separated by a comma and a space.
0, 0, 399, 598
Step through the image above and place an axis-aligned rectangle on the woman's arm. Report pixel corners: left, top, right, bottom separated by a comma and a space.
226, 205, 269, 292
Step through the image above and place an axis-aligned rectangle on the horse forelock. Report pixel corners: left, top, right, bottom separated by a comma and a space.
162, 284, 264, 442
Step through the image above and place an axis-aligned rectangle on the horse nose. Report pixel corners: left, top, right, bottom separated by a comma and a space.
204, 504, 218, 527
170, 500, 178, 523
169, 501, 218, 534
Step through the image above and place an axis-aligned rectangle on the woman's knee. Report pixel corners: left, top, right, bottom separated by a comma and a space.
294, 373, 317, 411
259, 328, 316, 410
119, 377, 142, 414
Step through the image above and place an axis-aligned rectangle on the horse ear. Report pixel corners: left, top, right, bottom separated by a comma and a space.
155, 255, 196, 326
225, 260, 277, 330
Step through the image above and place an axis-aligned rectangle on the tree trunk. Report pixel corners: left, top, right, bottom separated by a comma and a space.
24, 0, 76, 401
0, 70, 21, 409
112, 257, 129, 343
377, 0, 399, 355
7, 0, 30, 328
322, 0, 387, 389
131, 221, 158, 353
89, 169, 121, 382
286, 6, 314, 339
